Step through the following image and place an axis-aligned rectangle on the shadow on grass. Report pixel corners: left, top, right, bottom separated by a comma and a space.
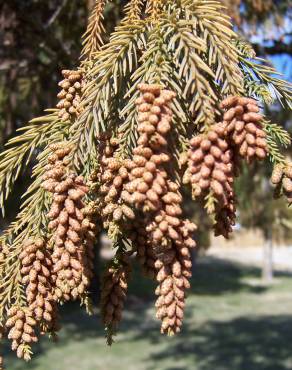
129, 256, 270, 299
142, 315, 292, 370
3, 256, 292, 370
189, 256, 266, 295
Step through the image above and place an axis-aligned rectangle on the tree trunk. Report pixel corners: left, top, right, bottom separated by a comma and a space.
262, 231, 273, 284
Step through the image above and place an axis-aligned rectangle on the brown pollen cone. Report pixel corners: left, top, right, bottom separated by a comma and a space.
100, 253, 131, 336
20, 238, 59, 333
185, 123, 236, 238
124, 84, 190, 249
155, 220, 196, 335
124, 83, 176, 214
6, 306, 38, 361
56, 69, 83, 122
125, 83, 198, 334
42, 143, 96, 302
97, 136, 135, 229
220, 96, 268, 163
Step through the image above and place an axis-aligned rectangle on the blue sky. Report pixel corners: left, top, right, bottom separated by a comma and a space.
248, 15, 292, 81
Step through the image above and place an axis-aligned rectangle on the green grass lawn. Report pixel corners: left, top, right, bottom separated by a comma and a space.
4, 256, 292, 370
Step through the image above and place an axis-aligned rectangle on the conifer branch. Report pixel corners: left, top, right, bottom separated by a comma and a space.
264, 121, 291, 164
0, 133, 67, 324
161, 14, 217, 125
237, 41, 292, 108
243, 77, 274, 104
70, 10, 145, 167
124, 0, 145, 22
146, 0, 165, 21
81, 0, 107, 60
180, 0, 244, 95
1, 0, 291, 362
0, 111, 68, 215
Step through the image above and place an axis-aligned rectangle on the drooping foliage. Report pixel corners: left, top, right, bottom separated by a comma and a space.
0, 0, 291, 367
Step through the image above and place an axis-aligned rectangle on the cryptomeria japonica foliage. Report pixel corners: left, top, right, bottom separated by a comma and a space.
0, 0, 291, 366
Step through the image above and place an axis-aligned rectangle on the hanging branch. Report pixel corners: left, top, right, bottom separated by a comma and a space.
0, 0, 291, 364
180, 0, 244, 95
70, 1, 146, 169
236, 39, 292, 108
264, 121, 291, 164
161, 14, 217, 125
81, 0, 107, 60
0, 112, 67, 215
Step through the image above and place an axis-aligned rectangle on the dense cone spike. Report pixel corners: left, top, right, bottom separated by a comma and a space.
57, 70, 83, 122
185, 123, 237, 238
6, 306, 38, 361
124, 84, 176, 215
42, 143, 97, 302
20, 238, 59, 333
155, 219, 196, 335
96, 135, 135, 235
101, 252, 131, 342
220, 96, 268, 163
125, 83, 197, 333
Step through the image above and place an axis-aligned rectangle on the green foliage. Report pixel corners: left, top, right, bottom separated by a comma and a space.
236, 39, 292, 109
264, 121, 291, 164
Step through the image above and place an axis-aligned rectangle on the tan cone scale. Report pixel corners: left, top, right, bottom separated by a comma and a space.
97, 136, 135, 228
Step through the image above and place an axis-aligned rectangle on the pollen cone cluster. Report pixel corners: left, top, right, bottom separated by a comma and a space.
123, 84, 176, 213
20, 238, 58, 333
155, 219, 196, 335
56, 69, 83, 122
124, 85, 189, 250
185, 123, 235, 200
97, 136, 135, 230
271, 163, 292, 203
123, 84, 197, 334
185, 123, 236, 238
221, 96, 268, 162
42, 143, 95, 302
6, 306, 38, 361
101, 253, 131, 334
1, 0, 291, 362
